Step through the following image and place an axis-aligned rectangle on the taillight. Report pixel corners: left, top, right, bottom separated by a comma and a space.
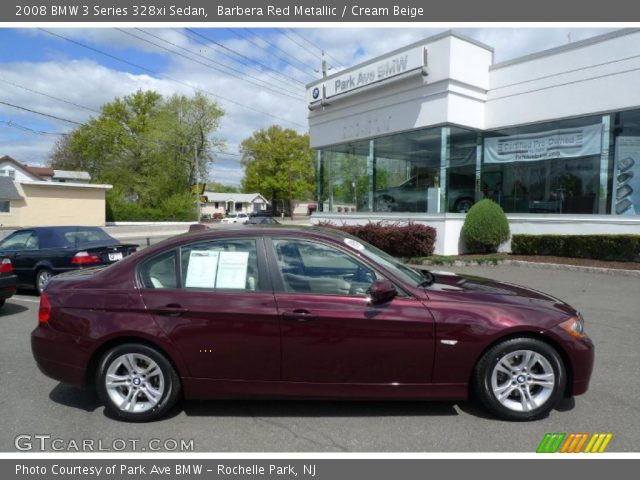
0, 258, 12, 273
71, 251, 100, 265
39, 293, 51, 324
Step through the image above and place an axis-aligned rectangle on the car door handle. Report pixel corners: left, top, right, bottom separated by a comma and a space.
154, 304, 189, 317
282, 309, 316, 322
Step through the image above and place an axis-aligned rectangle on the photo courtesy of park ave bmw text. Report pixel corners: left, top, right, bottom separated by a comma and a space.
0, 1, 639, 479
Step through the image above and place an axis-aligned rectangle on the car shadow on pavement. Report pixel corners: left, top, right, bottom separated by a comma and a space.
49, 384, 102, 412
0, 302, 29, 316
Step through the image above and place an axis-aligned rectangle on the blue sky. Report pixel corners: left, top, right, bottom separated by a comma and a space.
0, 27, 614, 186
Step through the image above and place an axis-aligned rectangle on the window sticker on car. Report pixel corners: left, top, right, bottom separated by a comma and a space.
216, 251, 249, 289
344, 238, 365, 251
185, 250, 219, 288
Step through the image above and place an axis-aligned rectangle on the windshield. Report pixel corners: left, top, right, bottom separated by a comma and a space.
358, 241, 428, 286
317, 228, 427, 287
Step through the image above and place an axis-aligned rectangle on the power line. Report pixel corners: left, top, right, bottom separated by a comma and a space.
0, 100, 84, 126
126, 28, 304, 101
250, 29, 318, 75
228, 28, 316, 81
0, 119, 66, 136
39, 28, 305, 128
182, 28, 305, 87
0, 77, 101, 114
285, 28, 345, 69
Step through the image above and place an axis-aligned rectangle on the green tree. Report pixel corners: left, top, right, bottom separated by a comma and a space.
49, 90, 224, 220
207, 181, 239, 193
240, 125, 314, 218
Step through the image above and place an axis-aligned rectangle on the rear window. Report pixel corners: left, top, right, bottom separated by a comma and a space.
63, 228, 114, 245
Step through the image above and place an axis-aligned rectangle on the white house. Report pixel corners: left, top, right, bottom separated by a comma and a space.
201, 192, 270, 216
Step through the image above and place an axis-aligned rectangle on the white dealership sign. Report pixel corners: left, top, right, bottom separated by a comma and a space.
484, 124, 602, 163
308, 46, 426, 103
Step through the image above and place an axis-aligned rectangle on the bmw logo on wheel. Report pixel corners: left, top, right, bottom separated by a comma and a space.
312, 87, 320, 99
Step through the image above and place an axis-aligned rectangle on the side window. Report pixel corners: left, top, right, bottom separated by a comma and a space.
139, 251, 178, 289
272, 239, 376, 296
181, 239, 261, 291
0, 230, 34, 250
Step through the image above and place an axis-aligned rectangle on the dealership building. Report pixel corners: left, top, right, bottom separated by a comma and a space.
307, 29, 640, 254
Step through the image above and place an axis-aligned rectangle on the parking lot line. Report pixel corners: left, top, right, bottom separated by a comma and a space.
10, 295, 40, 304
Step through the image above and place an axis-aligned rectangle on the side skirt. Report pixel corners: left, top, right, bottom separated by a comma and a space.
182, 378, 468, 401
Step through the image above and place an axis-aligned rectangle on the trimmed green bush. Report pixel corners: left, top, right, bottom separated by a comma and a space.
511, 235, 640, 262
318, 221, 436, 257
462, 199, 510, 253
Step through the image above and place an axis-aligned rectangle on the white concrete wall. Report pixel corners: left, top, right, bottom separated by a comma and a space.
487, 30, 640, 129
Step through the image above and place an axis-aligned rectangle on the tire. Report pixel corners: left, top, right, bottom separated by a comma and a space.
35, 268, 53, 296
0, 299, 5, 309
96, 343, 181, 422
473, 337, 566, 421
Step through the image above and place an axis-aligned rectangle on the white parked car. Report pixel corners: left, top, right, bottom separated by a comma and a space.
221, 213, 249, 224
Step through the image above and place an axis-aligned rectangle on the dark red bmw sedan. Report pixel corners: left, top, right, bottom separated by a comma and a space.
31, 227, 594, 422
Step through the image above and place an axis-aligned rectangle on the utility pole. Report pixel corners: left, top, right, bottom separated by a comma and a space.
195, 142, 201, 223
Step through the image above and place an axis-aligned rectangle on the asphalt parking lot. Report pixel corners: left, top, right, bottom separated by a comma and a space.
1, 265, 638, 452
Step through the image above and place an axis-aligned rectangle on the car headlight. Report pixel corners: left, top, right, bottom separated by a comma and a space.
560, 313, 585, 339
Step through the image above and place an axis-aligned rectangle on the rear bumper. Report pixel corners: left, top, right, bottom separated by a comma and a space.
0, 274, 17, 300
31, 325, 89, 386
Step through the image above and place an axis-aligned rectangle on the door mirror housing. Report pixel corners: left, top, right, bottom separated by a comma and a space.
368, 279, 397, 305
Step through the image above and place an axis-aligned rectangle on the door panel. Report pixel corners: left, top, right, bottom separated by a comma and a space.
277, 294, 434, 384
141, 289, 280, 380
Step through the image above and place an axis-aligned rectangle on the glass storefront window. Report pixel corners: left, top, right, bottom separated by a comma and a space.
447, 128, 478, 213
613, 110, 640, 215
316, 113, 629, 216
372, 128, 441, 213
481, 115, 606, 214
321, 140, 369, 213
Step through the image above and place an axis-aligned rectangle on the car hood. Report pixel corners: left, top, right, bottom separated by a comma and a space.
425, 270, 576, 316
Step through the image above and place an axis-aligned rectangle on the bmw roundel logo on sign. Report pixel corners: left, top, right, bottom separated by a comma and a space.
312, 87, 320, 99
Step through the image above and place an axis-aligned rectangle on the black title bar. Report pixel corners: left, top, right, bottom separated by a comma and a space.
4, 0, 640, 22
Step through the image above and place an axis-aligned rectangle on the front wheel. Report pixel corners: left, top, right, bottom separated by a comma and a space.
474, 338, 566, 421
96, 344, 181, 422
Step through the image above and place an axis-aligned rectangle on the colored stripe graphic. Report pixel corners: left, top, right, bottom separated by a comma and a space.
537, 433, 566, 453
584, 433, 613, 453
537, 433, 613, 453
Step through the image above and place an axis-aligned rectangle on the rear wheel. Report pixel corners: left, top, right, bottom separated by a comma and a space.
35, 268, 53, 295
96, 343, 181, 422
474, 337, 566, 421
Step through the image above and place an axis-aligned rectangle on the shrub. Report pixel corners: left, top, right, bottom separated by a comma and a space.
318, 221, 436, 257
511, 235, 640, 262
462, 199, 510, 253
107, 190, 196, 221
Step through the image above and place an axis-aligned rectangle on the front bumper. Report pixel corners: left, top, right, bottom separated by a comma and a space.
549, 327, 595, 396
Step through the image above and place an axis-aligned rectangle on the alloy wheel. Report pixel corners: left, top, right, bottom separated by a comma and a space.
104, 353, 165, 414
490, 349, 555, 412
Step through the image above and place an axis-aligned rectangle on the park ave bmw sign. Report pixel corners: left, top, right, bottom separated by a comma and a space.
309, 46, 426, 102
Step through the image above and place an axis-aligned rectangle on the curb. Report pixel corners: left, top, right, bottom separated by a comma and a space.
411, 260, 640, 277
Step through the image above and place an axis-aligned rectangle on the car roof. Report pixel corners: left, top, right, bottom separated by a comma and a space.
143, 226, 352, 255
11, 226, 106, 233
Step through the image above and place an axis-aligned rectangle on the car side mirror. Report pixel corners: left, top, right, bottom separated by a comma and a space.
368, 279, 397, 305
